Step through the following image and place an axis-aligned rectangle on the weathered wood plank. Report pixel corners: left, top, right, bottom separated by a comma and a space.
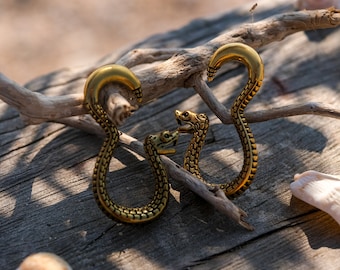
1, 1, 340, 269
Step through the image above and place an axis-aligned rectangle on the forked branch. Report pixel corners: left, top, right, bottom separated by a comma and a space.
1, 8, 339, 125
1, 8, 340, 230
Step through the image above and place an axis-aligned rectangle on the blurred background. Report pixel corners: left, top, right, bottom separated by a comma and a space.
0, 0, 254, 84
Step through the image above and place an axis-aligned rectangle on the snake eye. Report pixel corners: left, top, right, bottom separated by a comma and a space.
198, 114, 207, 121
183, 111, 189, 117
159, 131, 171, 142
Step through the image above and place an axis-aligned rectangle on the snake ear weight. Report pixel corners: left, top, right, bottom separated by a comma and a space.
84, 65, 180, 223
208, 43, 264, 197
176, 43, 264, 198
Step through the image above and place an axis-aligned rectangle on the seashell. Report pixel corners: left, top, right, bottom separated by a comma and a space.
290, 170, 340, 225
17, 252, 72, 270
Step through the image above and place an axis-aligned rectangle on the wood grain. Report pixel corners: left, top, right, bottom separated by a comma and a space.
1, 1, 340, 269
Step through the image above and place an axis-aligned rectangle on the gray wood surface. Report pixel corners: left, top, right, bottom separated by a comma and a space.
1, 1, 340, 269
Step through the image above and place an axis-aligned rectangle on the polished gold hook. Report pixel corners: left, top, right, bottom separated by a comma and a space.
207, 43, 264, 84
84, 64, 142, 107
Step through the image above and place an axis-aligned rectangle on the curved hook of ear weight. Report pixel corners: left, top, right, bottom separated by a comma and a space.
207, 43, 264, 83
84, 64, 142, 108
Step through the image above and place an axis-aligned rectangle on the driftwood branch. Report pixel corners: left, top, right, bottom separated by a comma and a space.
192, 76, 340, 124
118, 132, 254, 230
0, 74, 85, 124
2, 73, 340, 129
1, 8, 340, 230
1, 9, 339, 125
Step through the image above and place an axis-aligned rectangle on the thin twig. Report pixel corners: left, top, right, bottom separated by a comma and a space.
57, 116, 254, 230
1, 8, 340, 230
119, 132, 254, 231
193, 76, 340, 124
1, 9, 339, 125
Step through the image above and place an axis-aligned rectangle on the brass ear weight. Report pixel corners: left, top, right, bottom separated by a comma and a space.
85, 43, 264, 222
84, 64, 178, 223
176, 43, 264, 199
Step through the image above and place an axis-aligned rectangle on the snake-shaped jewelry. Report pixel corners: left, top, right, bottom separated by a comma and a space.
175, 109, 209, 180
84, 64, 178, 223
176, 43, 264, 198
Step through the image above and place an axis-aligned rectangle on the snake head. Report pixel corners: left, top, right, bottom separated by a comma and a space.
147, 130, 179, 155
175, 110, 208, 134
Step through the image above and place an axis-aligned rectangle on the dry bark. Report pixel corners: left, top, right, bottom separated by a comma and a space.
1, 8, 340, 231
1, 3, 340, 269
0, 8, 339, 125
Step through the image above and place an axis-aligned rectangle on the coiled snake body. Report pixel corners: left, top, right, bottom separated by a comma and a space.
84, 64, 178, 223
176, 43, 264, 198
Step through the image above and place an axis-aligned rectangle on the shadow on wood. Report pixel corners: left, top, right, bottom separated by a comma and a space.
1, 1, 340, 269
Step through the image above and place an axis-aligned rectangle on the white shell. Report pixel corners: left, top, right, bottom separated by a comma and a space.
17, 252, 72, 270
290, 170, 340, 225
